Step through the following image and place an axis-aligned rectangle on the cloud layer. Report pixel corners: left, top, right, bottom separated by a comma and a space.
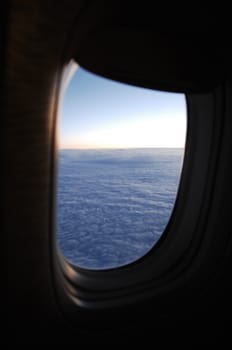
57, 148, 183, 269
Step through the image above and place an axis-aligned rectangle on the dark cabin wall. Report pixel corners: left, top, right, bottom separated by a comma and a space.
5, 0, 86, 340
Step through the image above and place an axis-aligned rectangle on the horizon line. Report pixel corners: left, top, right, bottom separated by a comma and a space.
58, 146, 185, 150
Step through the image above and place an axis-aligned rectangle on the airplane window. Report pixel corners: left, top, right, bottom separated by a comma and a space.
57, 64, 186, 270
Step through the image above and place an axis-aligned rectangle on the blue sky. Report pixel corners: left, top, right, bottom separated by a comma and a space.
58, 63, 186, 149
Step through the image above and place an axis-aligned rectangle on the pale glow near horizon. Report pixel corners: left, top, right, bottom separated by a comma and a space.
58, 65, 186, 149
59, 115, 186, 149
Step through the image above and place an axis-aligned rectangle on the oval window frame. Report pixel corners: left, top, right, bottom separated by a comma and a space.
53, 63, 223, 315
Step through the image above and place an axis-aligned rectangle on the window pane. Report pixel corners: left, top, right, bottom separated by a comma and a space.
57, 64, 186, 270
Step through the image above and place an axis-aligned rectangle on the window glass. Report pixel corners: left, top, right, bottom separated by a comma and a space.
57, 64, 186, 269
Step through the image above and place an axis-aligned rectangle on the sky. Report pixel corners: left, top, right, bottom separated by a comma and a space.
58, 63, 186, 149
